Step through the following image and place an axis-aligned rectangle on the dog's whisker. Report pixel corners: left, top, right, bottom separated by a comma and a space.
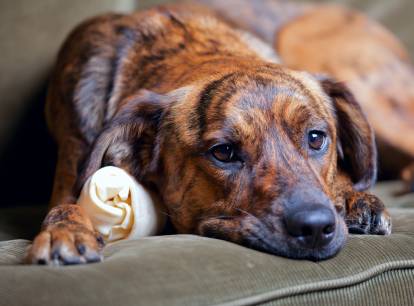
236, 208, 278, 233
196, 215, 236, 221
235, 208, 259, 220
158, 210, 174, 218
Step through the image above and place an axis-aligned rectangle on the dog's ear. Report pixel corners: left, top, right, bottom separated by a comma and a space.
76, 87, 190, 193
320, 78, 377, 191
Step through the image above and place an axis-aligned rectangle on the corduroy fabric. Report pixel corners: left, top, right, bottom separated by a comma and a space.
0, 182, 413, 306
261, 269, 414, 306
0, 233, 413, 306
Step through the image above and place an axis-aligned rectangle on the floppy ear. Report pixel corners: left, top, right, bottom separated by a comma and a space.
75, 87, 189, 194
320, 79, 377, 191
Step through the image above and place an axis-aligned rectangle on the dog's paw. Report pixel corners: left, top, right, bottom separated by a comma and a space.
345, 192, 391, 235
25, 223, 104, 265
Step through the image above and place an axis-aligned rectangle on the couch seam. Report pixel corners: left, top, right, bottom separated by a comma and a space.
214, 260, 414, 306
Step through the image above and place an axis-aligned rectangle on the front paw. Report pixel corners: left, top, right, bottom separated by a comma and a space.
25, 223, 105, 265
345, 192, 391, 235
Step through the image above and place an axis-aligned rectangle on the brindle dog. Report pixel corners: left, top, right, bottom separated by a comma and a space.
26, 4, 391, 265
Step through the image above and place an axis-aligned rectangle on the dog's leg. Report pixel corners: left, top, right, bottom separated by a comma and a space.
24, 13, 129, 264
25, 137, 104, 265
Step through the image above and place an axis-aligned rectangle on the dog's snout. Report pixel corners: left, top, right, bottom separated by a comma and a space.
285, 206, 336, 249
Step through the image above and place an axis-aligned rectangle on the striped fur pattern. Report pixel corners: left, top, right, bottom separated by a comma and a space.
26, 4, 390, 265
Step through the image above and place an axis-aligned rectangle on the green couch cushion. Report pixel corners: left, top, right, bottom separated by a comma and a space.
0, 182, 413, 306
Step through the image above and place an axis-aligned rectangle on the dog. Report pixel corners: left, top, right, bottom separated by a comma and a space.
26, 3, 391, 265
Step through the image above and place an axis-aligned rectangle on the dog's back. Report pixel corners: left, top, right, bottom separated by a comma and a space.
46, 4, 277, 144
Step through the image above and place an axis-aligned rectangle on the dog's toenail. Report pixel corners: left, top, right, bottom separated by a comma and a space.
85, 252, 103, 263
63, 257, 82, 265
77, 244, 86, 255
96, 236, 105, 247
51, 250, 60, 260
87, 255, 102, 263
37, 259, 47, 265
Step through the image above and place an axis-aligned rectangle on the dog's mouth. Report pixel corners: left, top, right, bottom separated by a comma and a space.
197, 214, 347, 261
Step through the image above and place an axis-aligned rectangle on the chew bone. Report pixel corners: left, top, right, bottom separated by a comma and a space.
77, 166, 166, 242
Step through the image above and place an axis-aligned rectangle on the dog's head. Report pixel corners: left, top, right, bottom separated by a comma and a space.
80, 65, 376, 260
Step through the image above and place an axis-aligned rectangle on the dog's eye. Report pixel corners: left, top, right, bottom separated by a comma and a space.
210, 144, 235, 162
308, 130, 327, 151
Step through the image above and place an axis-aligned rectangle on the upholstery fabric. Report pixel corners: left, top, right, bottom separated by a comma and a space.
0, 182, 413, 306
0, 1, 414, 305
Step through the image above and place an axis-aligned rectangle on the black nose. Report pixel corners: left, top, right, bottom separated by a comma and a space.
285, 206, 336, 248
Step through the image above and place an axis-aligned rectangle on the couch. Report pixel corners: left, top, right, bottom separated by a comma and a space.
0, 182, 413, 306
0, 1, 413, 305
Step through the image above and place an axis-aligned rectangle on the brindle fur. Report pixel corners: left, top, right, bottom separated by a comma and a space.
201, 0, 414, 189
26, 3, 391, 265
